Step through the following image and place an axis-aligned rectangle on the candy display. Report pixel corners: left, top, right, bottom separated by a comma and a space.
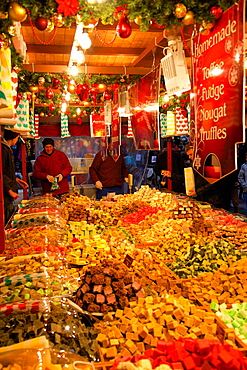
112, 338, 247, 370
75, 259, 146, 313
95, 294, 220, 361
2, 188, 247, 368
0, 298, 100, 361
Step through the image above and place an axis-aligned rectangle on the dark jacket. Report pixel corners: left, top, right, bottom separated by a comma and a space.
1, 139, 18, 199
33, 149, 72, 195
89, 152, 128, 187
154, 149, 185, 193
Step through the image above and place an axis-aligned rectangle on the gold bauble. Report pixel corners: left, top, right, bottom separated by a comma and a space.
182, 11, 195, 25
97, 83, 107, 93
134, 15, 142, 25
46, 20, 55, 32
174, 3, 187, 19
40, 112, 45, 117
68, 84, 76, 94
72, 114, 76, 118
38, 77, 45, 86
8, 2, 27, 22
29, 85, 39, 93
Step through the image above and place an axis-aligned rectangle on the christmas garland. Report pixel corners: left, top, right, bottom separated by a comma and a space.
0, 0, 238, 43
17, 70, 142, 116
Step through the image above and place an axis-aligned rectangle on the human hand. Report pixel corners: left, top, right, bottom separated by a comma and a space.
161, 170, 171, 177
95, 181, 103, 190
8, 190, 20, 200
56, 174, 63, 182
47, 175, 55, 183
16, 178, 28, 189
124, 177, 129, 184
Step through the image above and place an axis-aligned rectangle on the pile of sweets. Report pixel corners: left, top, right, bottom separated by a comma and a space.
66, 235, 111, 264
5, 225, 65, 256
94, 294, 222, 361
0, 298, 99, 361
111, 338, 247, 370
182, 258, 247, 305
166, 238, 243, 279
213, 302, 247, 346
74, 259, 146, 313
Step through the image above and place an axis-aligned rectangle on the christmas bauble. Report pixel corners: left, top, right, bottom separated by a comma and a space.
38, 76, 45, 86
45, 87, 54, 99
103, 90, 112, 101
182, 11, 195, 25
29, 85, 39, 93
52, 78, 60, 88
174, 3, 187, 19
8, 2, 27, 22
68, 83, 76, 94
40, 112, 45, 117
210, 6, 223, 20
35, 16, 48, 31
97, 83, 107, 93
49, 103, 55, 111
116, 15, 132, 39
76, 84, 84, 95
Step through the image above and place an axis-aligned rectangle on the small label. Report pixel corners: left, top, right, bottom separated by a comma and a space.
124, 254, 134, 268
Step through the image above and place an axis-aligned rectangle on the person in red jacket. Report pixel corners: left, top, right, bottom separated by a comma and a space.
89, 138, 129, 200
33, 138, 72, 197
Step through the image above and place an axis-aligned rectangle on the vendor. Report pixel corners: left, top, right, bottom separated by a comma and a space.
32, 138, 72, 197
89, 137, 129, 200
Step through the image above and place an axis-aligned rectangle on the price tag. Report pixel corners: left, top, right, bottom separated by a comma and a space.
124, 254, 133, 268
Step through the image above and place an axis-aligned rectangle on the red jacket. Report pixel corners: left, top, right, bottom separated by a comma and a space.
89, 152, 128, 187
33, 149, 72, 195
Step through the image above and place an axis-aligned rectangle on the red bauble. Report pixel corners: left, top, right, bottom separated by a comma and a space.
45, 87, 54, 99
210, 6, 223, 20
76, 84, 84, 95
116, 15, 132, 39
52, 78, 60, 89
103, 90, 112, 101
49, 103, 55, 111
35, 16, 48, 31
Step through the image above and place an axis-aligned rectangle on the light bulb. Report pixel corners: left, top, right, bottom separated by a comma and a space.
79, 31, 92, 50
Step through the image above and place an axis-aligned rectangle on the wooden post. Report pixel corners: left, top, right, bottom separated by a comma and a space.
21, 138, 28, 200
167, 138, 172, 191
0, 127, 5, 253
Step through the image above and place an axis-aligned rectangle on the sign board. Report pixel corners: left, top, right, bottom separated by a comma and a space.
90, 113, 106, 137
190, 0, 245, 183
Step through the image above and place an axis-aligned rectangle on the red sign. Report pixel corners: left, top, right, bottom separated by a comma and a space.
90, 113, 106, 137
190, 0, 245, 183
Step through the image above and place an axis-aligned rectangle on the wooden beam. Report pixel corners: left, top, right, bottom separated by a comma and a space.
22, 64, 152, 75
26, 44, 145, 56
131, 32, 165, 67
